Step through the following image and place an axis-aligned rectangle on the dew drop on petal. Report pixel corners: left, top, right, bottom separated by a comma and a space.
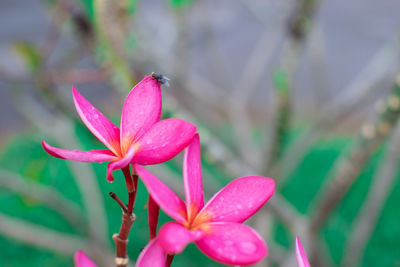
238, 241, 257, 254
93, 114, 99, 119
224, 240, 233, 246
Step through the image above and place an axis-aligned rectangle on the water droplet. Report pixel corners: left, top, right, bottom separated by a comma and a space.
238, 242, 257, 254
93, 114, 99, 119
224, 240, 233, 246
237, 204, 243, 209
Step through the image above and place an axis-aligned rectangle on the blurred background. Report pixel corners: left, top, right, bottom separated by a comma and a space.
1, 0, 400, 266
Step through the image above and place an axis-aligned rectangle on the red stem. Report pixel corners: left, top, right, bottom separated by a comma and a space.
111, 166, 138, 267
148, 195, 160, 240
166, 254, 175, 267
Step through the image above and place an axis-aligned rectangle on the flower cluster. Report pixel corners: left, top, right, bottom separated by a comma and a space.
43, 74, 278, 266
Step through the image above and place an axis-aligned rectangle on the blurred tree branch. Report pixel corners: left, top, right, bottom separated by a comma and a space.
0, 169, 85, 232
309, 72, 400, 265
342, 120, 400, 267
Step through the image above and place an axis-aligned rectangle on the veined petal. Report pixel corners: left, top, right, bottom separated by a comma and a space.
72, 86, 121, 156
106, 145, 135, 182
133, 118, 196, 165
136, 239, 166, 267
195, 176, 275, 224
148, 195, 160, 241
196, 222, 268, 266
74, 250, 97, 267
120, 76, 162, 154
296, 237, 311, 267
42, 141, 117, 162
158, 222, 204, 254
135, 165, 187, 223
183, 134, 204, 222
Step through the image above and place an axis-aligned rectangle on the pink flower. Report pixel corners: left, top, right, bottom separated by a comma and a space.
136, 239, 167, 267
74, 250, 97, 267
42, 75, 196, 182
295, 237, 310, 267
135, 134, 275, 265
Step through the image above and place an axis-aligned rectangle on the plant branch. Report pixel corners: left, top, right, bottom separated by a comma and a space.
0, 169, 85, 231
342, 122, 400, 266
309, 73, 400, 264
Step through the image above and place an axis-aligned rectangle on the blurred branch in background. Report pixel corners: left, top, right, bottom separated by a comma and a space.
309, 73, 400, 265
0, 169, 85, 231
264, 0, 321, 169
13, 86, 110, 249
342, 116, 400, 267
271, 34, 400, 188
0, 213, 114, 266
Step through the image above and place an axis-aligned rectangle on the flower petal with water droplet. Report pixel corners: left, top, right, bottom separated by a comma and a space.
133, 118, 196, 165
158, 222, 204, 254
196, 176, 275, 223
196, 222, 268, 265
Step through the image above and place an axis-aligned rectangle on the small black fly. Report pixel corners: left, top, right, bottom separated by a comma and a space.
150, 72, 170, 87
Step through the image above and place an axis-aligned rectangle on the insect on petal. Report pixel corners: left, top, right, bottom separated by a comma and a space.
120, 76, 162, 154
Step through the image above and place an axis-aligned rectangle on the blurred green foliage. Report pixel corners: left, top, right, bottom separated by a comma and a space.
1, 125, 400, 266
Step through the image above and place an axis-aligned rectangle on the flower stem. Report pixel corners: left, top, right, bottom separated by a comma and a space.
166, 254, 175, 267
109, 192, 128, 213
111, 166, 138, 267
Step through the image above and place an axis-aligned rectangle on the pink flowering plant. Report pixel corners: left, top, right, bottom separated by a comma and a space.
135, 134, 275, 266
42, 73, 276, 266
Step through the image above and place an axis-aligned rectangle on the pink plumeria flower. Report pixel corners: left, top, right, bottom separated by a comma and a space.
42, 75, 196, 182
295, 237, 311, 267
136, 239, 167, 267
135, 134, 275, 265
74, 250, 97, 267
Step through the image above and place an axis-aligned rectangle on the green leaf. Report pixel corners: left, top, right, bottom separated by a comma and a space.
12, 42, 43, 73
169, 0, 193, 9
273, 69, 289, 94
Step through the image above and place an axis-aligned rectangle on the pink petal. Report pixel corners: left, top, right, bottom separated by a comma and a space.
133, 118, 196, 165
196, 222, 268, 265
42, 141, 117, 162
196, 176, 275, 223
158, 222, 204, 254
74, 250, 97, 267
135, 165, 187, 223
120, 76, 162, 155
72, 86, 121, 156
148, 195, 160, 240
183, 134, 204, 222
295, 237, 310, 267
106, 145, 135, 182
136, 239, 166, 267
